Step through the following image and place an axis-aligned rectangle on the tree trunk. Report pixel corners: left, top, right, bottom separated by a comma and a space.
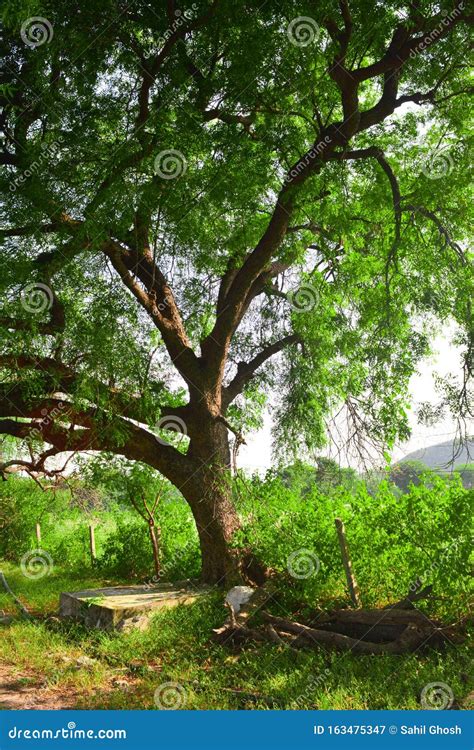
182, 465, 241, 585
183, 416, 242, 585
150, 400, 266, 586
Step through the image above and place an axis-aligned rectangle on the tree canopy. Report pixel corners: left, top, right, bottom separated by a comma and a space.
1, 0, 472, 580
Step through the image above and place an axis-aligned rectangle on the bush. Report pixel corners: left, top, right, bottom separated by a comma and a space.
0, 477, 99, 570
1, 470, 471, 620
234, 471, 472, 616
0, 473, 201, 581
96, 514, 153, 578
0, 477, 66, 559
96, 499, 200, 581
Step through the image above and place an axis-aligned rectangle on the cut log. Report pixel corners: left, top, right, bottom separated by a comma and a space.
384, 584, 434, 610
262, 613, 431, 654
309, 620, 405, 643
211, 584, 462, 654
304, 606, 441, 643
322, 607, 439, 626
266, 623, 283, 644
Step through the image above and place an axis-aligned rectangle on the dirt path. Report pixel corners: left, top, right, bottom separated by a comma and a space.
0, 664, 79, 710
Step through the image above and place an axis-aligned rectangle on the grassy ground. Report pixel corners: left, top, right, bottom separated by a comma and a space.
0, 562, 472, 710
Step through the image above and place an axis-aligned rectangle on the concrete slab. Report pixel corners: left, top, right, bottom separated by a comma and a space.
59, 580, 211, 631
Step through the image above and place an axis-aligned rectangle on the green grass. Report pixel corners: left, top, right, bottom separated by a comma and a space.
0, 565, 119, 614
0, 562, 472, 710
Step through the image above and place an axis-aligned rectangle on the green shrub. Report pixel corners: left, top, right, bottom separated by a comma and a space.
0, 477, 71, 559
0, 477, 103, 573
96, 514, 152, 578
96, 500, 200, 581
235, 471, 472, 616
1, 470, 471, 619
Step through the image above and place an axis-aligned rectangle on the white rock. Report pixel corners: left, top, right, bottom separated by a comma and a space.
75, 655, 97, 669
224, 586, 255, 615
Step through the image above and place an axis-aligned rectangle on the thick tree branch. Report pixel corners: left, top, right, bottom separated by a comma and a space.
103, 241, 201, 387
0, 358, 190, 426
0, 413, 193, 490
222, 334, 299, 408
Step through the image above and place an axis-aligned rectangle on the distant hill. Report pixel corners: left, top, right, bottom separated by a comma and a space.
400, 438, 473, 470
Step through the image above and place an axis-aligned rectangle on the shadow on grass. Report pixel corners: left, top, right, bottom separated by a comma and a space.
0, 563, 472, 710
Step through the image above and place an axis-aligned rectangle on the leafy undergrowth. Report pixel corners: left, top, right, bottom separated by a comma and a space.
0, 563, 472, 711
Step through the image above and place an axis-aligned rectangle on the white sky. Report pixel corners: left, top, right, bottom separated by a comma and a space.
239, 331, 468, 472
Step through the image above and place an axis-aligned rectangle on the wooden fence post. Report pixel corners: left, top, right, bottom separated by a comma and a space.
35, 523, 41, 544
335, 518, 361, 608
89, 524, 96, 563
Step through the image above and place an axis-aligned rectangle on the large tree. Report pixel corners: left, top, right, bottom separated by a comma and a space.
0, 0, 472, 583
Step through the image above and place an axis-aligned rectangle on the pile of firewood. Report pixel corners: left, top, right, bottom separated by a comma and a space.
212, 584, 465, 654
213, 522, 468, 654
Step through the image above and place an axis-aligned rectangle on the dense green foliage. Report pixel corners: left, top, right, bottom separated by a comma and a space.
0, 0, 472, 470
277, 458, 362, 494
0, 475, 199, 579
0, 479, 87, 565
237, 472, 472, 617
2, 471, 471, 618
